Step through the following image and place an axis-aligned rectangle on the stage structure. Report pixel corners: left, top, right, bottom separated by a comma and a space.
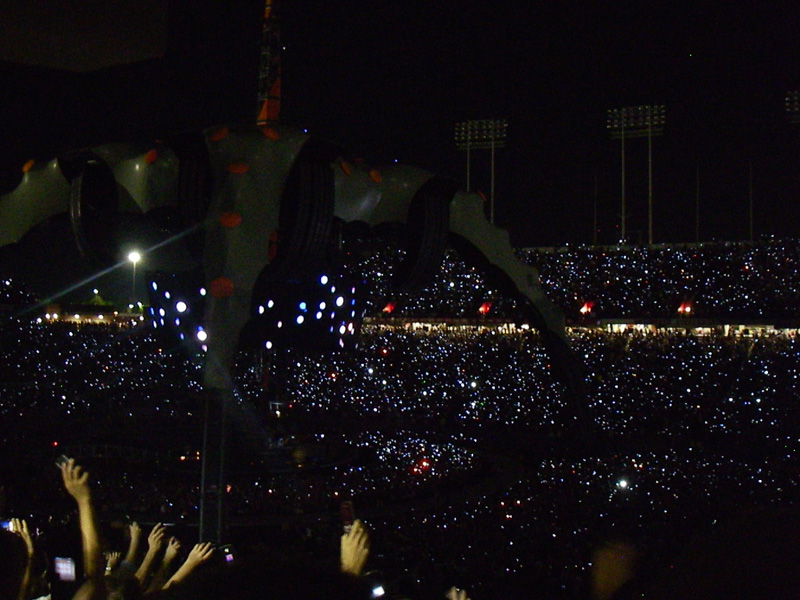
0, 1, 585, 542
0, 122, 586, 539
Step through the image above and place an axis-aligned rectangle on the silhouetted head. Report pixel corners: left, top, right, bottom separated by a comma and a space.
0, 528, 28, 600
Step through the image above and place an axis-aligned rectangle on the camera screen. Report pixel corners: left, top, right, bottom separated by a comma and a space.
55, 557, 76, 582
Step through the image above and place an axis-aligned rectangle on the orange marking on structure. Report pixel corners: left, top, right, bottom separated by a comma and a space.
267, 230, 279, 262
218, 212, 242, 228
227, 163, 249, 174
209, 127, 230, 142
368, 168, 382, 183
21, 159, 35, 173
144, 149, 158, 164
209, 277, 235, 298
339, 160, 351, 176
261, 126, 280, 140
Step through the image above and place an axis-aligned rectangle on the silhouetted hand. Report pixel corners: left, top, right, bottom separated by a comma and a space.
61, 458, 91, 504
163, 542, 215, 589
184, 542, 215, 568
446, 587, 471, 600
340, 519, 370, 577
164, 536, 182, 563
105, 551, 121, 573
147, 523, 167, 551
591, 540, 638, 600
129, 521, 142, 543
10, 518, 34, 557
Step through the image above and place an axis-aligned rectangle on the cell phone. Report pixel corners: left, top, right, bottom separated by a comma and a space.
219, 543, 235, 563
340, 500, 355, 533
54, 557, 76, 582
55, 455, 70, 469
1, 520, 12, 531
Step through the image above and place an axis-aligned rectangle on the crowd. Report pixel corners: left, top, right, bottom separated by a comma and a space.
1, 458, 387, 600
349, 238, 800, 321
2, 239, 800, 599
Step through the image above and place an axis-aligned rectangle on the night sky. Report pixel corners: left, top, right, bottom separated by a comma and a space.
2, 1, 799, 247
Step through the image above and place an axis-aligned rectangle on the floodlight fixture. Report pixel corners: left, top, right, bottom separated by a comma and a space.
454, 119, 508, 224
606, 105, 666, 244
787, 91, 800, 123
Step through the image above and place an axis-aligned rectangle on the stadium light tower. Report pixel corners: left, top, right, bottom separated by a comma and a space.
786, 91, 800, 124
454, 119, 507, 225
606, 105, 666, 244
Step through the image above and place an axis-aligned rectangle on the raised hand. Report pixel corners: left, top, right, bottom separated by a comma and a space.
10, 518, 34, 558
135, 523, 168, 584
446, 587, 471, 600
129, 521, 142, 542
164, 536, 182, 563
124, 520, 142, 566
340, 519, 370, 577
184, 542, 215, 567
163, 542, 215, 589
60, 458, 91, 504
147, 523, 167, 551
591, 540, 638, 600
58, 458, 104, 583
105, 551, 121, 572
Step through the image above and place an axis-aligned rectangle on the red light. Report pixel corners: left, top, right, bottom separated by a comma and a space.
380, 347, 389, 356
382, 302, 395, 313
580, 302, 593, 315
478, 301, 492, 315
51, 441, 58, 447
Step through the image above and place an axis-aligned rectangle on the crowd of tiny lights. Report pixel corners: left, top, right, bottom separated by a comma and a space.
339, 238, 800, 321
521, 240, 800, 320
2, 238, 800, 599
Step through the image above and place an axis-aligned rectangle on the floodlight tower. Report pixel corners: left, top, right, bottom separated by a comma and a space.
786, 90, 800, 124
606, 105, 666, 244
454, 119, 507, 225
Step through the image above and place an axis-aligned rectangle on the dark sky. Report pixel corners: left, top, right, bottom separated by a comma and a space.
2, 1, 799, 246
